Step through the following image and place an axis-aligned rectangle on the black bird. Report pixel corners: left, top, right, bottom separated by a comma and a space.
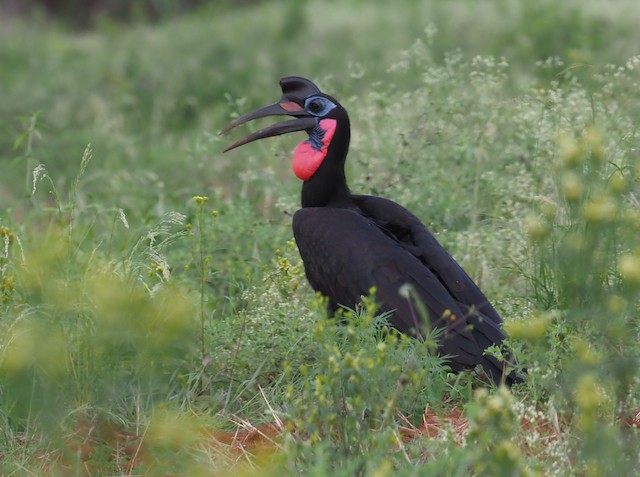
221, 76, 520, 386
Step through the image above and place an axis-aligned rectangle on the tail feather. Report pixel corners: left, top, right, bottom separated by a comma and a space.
459, 303, 524, 387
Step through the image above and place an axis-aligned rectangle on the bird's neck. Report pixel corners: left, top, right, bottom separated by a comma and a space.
300, 124, 353, 208
301, 166, 352, 208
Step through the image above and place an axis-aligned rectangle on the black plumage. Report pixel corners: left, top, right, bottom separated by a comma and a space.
222, 76, 520, 386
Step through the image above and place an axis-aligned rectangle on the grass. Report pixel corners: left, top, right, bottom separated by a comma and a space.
1, 0, 640, 475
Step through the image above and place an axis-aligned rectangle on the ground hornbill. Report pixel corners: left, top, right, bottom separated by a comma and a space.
221, 76, 521, 386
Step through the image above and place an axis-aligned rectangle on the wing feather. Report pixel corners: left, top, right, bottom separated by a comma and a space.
352, 195, 504, 326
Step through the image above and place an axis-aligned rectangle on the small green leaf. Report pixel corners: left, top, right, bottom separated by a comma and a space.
13, 131, 28, 151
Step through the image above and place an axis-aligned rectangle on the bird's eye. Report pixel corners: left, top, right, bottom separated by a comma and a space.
304, 96, 336, 117
308, 100, 322, 113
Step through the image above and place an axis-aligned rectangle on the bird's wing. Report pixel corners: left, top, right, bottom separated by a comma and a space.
292, 207, 484, 368
351, 195, 521, 384
351, 195, 504, 326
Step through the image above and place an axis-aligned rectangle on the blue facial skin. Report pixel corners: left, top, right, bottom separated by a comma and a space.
303, 96, 336, 151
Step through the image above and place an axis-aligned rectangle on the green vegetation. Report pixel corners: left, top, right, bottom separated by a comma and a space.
1, 0, 640, 475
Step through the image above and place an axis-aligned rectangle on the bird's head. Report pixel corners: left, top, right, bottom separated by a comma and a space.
221, 76, 350, 181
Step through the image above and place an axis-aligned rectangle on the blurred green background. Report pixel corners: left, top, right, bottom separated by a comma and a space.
2, 0, 639, 219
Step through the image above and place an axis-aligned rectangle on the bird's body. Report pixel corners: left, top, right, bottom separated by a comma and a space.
293, 197, 510, 384
222, 76, 520, 386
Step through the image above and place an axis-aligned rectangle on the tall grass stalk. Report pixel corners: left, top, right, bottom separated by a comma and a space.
193, 195, 210, 360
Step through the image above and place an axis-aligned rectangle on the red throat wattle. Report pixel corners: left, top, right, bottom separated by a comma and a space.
292, 119, 337, 181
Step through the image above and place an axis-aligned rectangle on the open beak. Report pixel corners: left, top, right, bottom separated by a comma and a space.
220, 101, 317, 152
